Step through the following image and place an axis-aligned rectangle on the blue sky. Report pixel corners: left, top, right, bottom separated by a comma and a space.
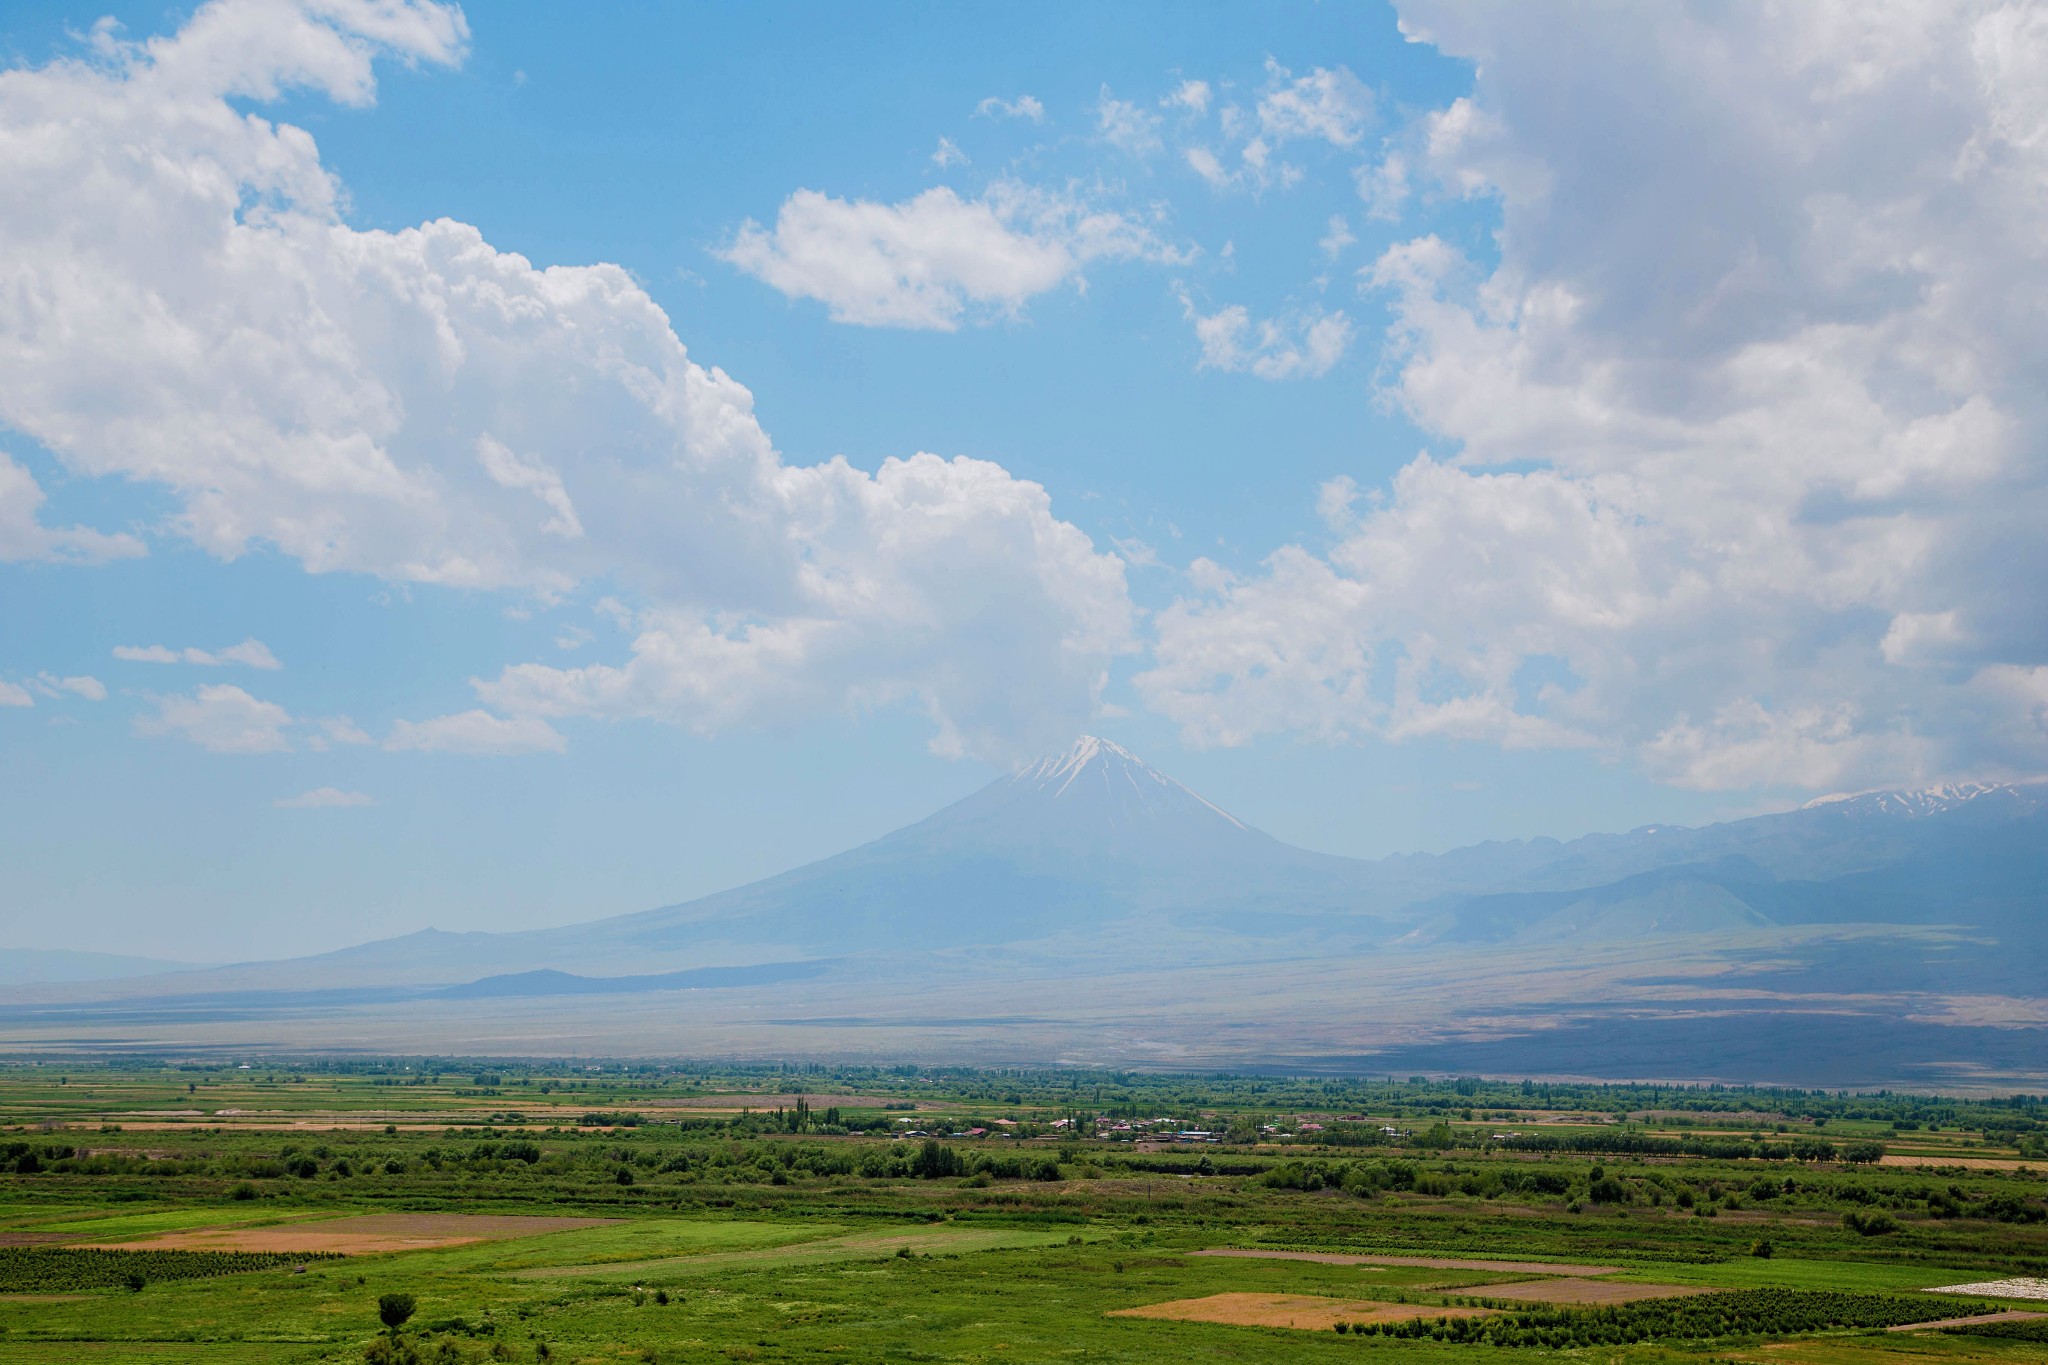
3, 1, 2043, 961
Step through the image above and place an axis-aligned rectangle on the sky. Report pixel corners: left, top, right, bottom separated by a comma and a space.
2, 0, 2044, 963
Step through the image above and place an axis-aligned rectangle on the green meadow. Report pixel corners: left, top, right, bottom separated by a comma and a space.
1, 1061, 2043, 1363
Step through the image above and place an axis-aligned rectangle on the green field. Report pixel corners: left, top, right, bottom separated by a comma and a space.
0, 1061, 2043, 1363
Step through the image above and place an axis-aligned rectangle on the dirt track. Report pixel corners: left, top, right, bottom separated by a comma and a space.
1190, 1248, 1621, 1276
1111, 1292, 1496, 1331
1887, 1310, 2048, 1332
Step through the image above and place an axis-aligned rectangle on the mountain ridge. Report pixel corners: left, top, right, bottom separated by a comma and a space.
14, 740, 2047, 1000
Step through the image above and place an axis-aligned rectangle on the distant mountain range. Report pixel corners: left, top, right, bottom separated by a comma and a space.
0, 948, 213, 987
4, 738, 2043, 1085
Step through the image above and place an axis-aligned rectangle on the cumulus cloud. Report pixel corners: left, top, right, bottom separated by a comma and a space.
32, 673, 107, 701
1095, 86, 1162, 155
975, 94, 1043, 122
0, 681, 33, 707
383, 709, 565, 755
720, 181, 1180, 331
0, 0, 1137, 761
1185, 61, 1372, 193
474, 451, 1134, 761
0, 453, 143, 564
929, 136, 967, 169
1142, 0, 2048, 791
113, 639, 281, 669
1177, 291, 1353, 380
139, 684, 294, 753
275, 786, 373, 808
1256, 59, 1373, 148
1163, 80, 1211, 116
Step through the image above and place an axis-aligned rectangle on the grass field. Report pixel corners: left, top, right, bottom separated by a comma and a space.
0, 1060, 2043, 1362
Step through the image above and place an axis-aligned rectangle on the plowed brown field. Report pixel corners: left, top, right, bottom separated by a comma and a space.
80, 1213, 614, 1255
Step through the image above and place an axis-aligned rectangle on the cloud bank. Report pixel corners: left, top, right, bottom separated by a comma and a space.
0, 0, 1135, 762
1142, 0, 2048, 791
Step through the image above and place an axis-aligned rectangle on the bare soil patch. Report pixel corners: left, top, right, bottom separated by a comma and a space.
1924, 1277, 2048, 1302
1467, 1277, 1716, 1306
1880, 1154, 2032, 1171
1887, 1310, 2048, 1332
0, 1233, 74, 1247
81, 1213, 615, 1255
1191, 1248, 1621, 1276
1110, 1292, 1495, 1331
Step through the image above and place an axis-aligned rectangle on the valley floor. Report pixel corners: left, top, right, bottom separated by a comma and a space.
1, 1063, 2045, 1363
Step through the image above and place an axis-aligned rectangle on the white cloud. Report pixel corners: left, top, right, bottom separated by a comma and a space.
1178, 291, 1353, 380
720, 181, 1181, 331
139, 684, 293, 753
473, 436, 581, 540
0, 0, 1138, 761
301, 716, 370, 752
1356, 151, 1410, 220
1095, 85, 1163, 155
0, 681, 32, 707
1319, 214, 1357, 261
974, 94, 1043, 122
383, 709, 565, 755
1181, 61, 1371, 194
1315, 475, 1361, 531
1183, 146, 1231, 190
1256, 59, 1373, 148
474, 450, 1135, 761
929, 136, 967, 169
1163, 80, 1211, 116
1142, 0, 2048, 791
275, 786, 373, 808
0, 453, 143, 563
218, 639, 283, 669
113, 638, 281, 669
32, 673, 106, 701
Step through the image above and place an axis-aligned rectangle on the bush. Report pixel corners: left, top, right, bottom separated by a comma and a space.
1843, 1209, 1899, 1236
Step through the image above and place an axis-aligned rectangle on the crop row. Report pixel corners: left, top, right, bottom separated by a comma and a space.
1346, 1289, 1988, 1346
0, 1245, 343, 1292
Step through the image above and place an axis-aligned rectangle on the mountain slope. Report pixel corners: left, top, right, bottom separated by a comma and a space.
26, 745, 2047, 1001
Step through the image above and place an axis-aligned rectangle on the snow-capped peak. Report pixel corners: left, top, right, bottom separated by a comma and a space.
1009, 735, 1248, 830
1802, 779, 2042, 818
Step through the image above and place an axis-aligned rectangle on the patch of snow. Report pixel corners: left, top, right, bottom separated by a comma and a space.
1012, 735, 1249, 829
1802, 779, 2043, 817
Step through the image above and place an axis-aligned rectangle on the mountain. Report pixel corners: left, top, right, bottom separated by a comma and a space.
5, 744, 2043, 1085
214, 737, 1413, 988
